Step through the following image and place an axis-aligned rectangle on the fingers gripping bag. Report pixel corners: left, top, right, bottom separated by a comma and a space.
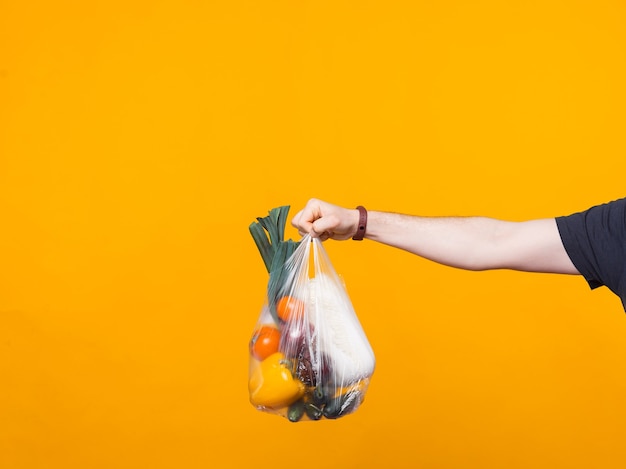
248, 206, 376, 422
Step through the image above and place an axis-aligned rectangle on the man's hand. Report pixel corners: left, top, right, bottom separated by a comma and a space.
291, 199, 360, 241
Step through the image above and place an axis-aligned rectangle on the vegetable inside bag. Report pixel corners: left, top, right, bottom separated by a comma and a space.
248, 207, 375, 422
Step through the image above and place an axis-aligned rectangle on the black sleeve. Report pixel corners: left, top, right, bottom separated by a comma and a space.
555, 198, 626, 304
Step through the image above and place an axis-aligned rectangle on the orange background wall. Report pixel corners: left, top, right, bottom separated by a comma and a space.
2, 1, 626, 468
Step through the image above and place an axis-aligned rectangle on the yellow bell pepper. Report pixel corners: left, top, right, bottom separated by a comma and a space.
249, 352, 305, 409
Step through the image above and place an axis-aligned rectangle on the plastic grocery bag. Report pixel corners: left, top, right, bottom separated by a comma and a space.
248, 206, 375, 422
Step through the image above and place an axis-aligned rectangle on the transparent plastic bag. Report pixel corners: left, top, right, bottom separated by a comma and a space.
248, 206, 375, 422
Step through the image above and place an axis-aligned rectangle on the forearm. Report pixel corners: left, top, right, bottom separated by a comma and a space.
364, 211, 579, 274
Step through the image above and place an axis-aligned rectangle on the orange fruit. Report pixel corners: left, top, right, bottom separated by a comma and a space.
249, 325, 281, 360
276, 296, 305, 323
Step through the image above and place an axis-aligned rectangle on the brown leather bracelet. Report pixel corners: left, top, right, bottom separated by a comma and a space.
352, 206, 367, 241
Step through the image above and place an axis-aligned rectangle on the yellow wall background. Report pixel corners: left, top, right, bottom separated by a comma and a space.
2, 1, 626, 468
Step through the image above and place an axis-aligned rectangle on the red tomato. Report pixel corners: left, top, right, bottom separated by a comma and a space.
249, 325, 281, 361
276, 296, 305, 323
